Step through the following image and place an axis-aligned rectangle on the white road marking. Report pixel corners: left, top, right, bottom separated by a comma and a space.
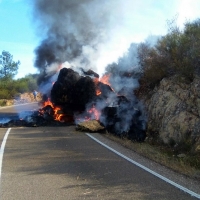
86, 133, 200, 199
0, 128, 11, 180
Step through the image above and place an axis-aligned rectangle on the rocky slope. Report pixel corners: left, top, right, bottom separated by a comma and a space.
0, 92, 42, 106
16, 92, 42, 103
140, 76, 200, 154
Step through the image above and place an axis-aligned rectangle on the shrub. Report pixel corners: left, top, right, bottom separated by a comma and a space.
0, 90, 11, 99
0, 99, 7, 106
137, 18, 200, 92
137, 43, 169, 90
0, 73, 39, 99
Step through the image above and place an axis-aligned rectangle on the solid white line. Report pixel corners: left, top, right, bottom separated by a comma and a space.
86, 133, 200, 199
0, 128, 11, 180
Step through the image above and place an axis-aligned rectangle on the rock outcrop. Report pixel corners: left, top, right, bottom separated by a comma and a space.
141, 76, 200, 153
17, 92, 42, 103
0, 99, 14, 106
0, 92, 42, 107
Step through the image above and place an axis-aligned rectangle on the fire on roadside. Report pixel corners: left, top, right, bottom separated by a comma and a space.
39, 98, 64, 122
94, 73, 113, 96
99, 74, 111, 85
87, 105, 101, 120
40, 73, 110, 122
75, 104, 101, 123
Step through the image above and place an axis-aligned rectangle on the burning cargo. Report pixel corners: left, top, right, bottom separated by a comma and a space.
51, 68, 96, 111
17, 0, 147, 141
0, 67, 146, 142
38, 67, 147, 142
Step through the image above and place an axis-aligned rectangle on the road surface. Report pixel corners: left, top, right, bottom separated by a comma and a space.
0, 104, 199, 199
0, 102, 40, 120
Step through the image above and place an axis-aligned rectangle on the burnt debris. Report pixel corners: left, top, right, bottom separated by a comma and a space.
51, 68, 96, 111
1, 68, 146, 142
102, 97, 146, 142
51, 68, 146, 141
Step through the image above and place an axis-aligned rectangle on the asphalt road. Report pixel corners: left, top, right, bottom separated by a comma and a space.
0, 102, 40, 120
0, 104, 199, 199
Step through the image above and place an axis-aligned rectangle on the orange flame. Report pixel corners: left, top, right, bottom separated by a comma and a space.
93, 74, 112, 96
100, 74, 111, 86
75, 105, 101, 123
96, 89, 102, 96
43, 98, 54, 107
88, 105, 101, 120
42, 99, 64, 122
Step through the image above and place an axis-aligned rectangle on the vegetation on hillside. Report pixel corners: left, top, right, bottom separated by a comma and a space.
0, 51, 39, 99
106, 18, 200, 95
137, 18, 200, 93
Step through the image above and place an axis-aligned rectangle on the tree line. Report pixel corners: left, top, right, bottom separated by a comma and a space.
0, 51, 38, 99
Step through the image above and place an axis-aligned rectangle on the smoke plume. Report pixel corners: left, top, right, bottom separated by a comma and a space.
33, 0, 108, 74
31, 0, 147, 138
31, 0, 149, 80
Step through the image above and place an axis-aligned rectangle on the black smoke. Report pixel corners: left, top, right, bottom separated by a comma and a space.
32, 0, 110, 75
31, 0, 147, 140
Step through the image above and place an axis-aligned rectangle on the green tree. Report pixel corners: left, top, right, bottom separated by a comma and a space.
0, 51, 20, 78
137, 18, 200, 92
24, 74, 39, 91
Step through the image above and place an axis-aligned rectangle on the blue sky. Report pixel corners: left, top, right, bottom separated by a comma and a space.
0, 0, 200, 79
0, 0, 39, 78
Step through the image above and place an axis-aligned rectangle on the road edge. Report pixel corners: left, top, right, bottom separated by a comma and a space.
86, 133, 200, 199
0, 128, 11, 180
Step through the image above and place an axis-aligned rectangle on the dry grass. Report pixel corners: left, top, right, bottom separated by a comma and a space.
103, 132, 200, 181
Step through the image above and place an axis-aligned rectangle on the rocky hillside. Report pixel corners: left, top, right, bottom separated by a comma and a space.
0, 92, 42, 106
140, 76, 200, 154
17, 92, 42, 103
